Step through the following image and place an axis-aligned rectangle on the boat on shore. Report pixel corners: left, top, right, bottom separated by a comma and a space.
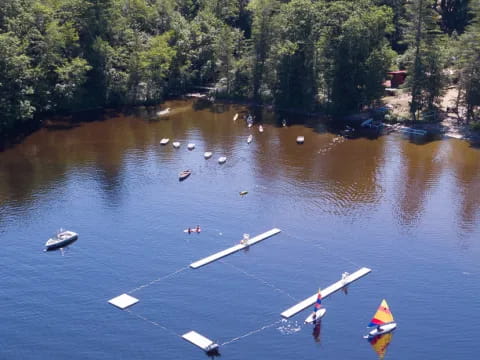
45, 230, 78, 250
179, 170, 192, 181
157, 108, 171, 116
233, 113, 239, 121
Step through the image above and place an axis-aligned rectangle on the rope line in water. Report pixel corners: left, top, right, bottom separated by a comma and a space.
221, 320, 282, 346
128, 266, 189, 294
126, 309, 181, 338
220, 260, 298, 302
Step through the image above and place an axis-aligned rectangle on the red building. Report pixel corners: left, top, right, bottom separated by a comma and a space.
386, 70, 407, 88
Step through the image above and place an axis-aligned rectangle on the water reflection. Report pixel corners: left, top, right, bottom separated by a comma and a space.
312, 320, 322, 343
368, 332, 394, 359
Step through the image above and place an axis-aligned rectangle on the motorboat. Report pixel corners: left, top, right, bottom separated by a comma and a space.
187, 143, 195, 150
172, 141, 181, 148
179, 170, 192, 181
45, 230, 78, 250
204, 151, 213, 159
160, 138, 170, 145
218, 156, 227, 164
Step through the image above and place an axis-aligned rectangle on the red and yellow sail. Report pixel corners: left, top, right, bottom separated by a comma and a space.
368, 299, 394, 327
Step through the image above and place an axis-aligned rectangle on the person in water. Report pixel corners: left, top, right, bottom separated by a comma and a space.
187, 227, 191, 234
195, 225, 201, 233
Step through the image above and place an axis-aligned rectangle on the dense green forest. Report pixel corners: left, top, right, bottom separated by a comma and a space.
0, 0, 479, 138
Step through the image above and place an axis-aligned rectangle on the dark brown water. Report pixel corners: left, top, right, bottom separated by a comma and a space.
1, 99, 479, 359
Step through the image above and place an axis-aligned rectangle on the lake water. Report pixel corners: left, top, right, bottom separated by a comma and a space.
1, 99, 479, 359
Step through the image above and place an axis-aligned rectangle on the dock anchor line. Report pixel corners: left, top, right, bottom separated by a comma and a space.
190, 228, 281, 269
280, 267, 372, 319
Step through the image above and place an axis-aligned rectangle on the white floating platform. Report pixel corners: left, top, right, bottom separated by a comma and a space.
190, 228, 281, 269
281, 267, 372, 319
182, 331, 219, 353
108, 293, 139, 310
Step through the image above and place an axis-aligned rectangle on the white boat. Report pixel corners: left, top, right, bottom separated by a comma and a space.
247, 135, 253, 144
364, 299, 397, 339
233, 113, 239, 121
304, 289, 326, 323
259, 125, 264, 133
172, 141, 181, 148
160, 138, 170, 145
282, 119, 287, 127
157, 107, 170, 116
187, 143, 195, 150
45, 230, 78, 250
218, 156, 227, 164
204, 151, 213, 159
296, 136, 304, 144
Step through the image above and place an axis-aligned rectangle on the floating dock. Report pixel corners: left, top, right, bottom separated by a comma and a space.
108, 293, 139, 310
182, 331, 219, 353
190, 228, 281, 269
280, 267, 372, 319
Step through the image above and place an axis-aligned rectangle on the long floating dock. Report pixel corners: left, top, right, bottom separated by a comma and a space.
190, 228, 281, 269
280, 267, 372, 319
182, 331, 219, 353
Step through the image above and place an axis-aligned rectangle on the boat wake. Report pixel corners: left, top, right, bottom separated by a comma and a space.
277, 319, 302, 335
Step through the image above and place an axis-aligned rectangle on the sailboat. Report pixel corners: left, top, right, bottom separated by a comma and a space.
364, 299, 397, 338
304, 289, 326, 323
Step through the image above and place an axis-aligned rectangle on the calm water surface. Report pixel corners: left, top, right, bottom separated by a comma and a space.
1, 99, 479, 359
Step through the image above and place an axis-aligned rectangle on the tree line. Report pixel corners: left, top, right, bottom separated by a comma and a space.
1, 0, 479, 138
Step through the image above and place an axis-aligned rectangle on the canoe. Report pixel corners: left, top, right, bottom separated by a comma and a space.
218, 156, 227, 164
204, 152, 213, 159
179, 170, 192, 181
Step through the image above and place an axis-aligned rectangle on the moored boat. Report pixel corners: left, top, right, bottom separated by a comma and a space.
187, 143, 195, 150
179, 170, 192, 181
204, 151, 213, 159
218, 156, 227, 164
45, 230, 78, 250
296, 136, 304, 144
173, 141, 181, 148
247, 135, 253, 144
157, 107, 171, 116
259, 125, 264, 133
160, 138, 170, 145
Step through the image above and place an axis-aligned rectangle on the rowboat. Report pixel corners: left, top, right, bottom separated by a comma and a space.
160, 138, 170, 145
218, 156, 227, 164
187, 143, 195, 150
45, 230, 78, 250
173, 141, 181, 148
247, 135, 253, 144
179, 170, 192, 181
296, 136, 304, 144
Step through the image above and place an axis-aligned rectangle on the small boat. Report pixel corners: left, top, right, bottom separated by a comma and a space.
247, 135, 253, 144
204, 151, 213, 159
247, 114, 253, 128
304, 289, 326, 323
45, 230, 78, 250
296, 136, 304, 144
187, 143, 195, 150
218, 156, 227, 164
259, 125, 264, 133
239, 190, 248, 196
160, 138, 170, 145
172, 141, 181, 148
282, 119, 287, 127
179, 170, 192, 181
233, 113, 239, 121
364, 299, 397, 339
157, 107, 171, 116
184, 226, 201, 233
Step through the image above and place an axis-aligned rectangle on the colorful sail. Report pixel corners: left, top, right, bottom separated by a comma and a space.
368, 299, 394, 327
369, 332, 393, 359
313, 289, 322, 312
